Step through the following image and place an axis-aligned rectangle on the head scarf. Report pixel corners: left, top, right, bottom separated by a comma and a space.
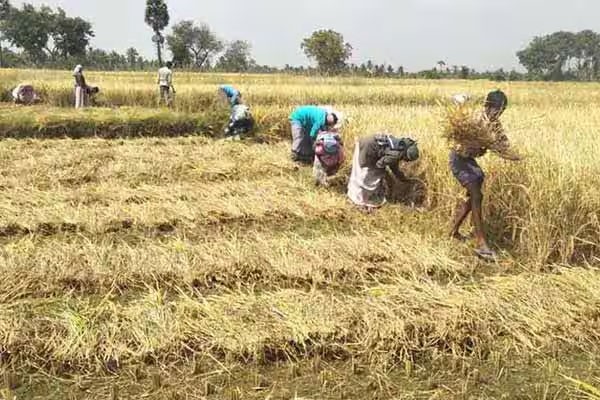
404, 141, 419, 161
377, 135, 419, 164
73, 65, 83, 76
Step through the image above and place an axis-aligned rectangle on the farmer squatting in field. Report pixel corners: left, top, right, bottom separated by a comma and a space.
158, 62, 175, 107
449, 90, 521, 259
347, 134, 419, 212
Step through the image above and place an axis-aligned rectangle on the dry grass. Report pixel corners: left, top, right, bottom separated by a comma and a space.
0, 71, 598, 398
5, 68, 600, 110
441, 103, 518, 159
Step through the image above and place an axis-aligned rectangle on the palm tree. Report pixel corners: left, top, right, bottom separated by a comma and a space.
436, 60, 447, 72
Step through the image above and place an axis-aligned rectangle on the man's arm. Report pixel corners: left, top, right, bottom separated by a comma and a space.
389, 163, 406, 181
309, 122, 321, 139
168, 72, 175, 92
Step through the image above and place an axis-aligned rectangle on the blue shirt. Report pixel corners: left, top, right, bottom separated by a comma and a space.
289, 106, 328, 139
219, 85, 240, 105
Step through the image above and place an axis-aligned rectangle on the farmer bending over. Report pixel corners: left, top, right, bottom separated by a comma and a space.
289, 105, 338, 164
313, 131, 345, 187
86, 86, 100, 107
219, 85, 242, 107
449, 90, 520, 259
73, 65, 88, 108
158, 62, 175, 107
224, 102, 255, 140
12, 84, 40, 105
347, 133, 419, 212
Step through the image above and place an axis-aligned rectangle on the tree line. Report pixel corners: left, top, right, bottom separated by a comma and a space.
517, 30, 600, 81
0, 0, 597, 81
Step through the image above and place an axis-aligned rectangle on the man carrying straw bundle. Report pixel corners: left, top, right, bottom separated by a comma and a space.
446, 90, 521, 260
347, 133, 419, 212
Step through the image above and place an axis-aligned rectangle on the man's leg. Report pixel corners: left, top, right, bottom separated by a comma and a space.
290, 124, 312, 164
160, 86, 169, 106
75, 87, 82, 109
313, 156, 329, 187
466, 181, 491, 252
450, 192, 472, 240
166, 88, 173, 108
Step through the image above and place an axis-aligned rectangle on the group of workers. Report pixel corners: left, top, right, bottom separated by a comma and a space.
9, 62, 514, 259
11, 65, 99, 108
159, 62, 254, 140
285, 89, 514, 260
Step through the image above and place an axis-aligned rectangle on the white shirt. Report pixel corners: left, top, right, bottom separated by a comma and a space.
158, 67, 172, 87
231, 104, 250, 121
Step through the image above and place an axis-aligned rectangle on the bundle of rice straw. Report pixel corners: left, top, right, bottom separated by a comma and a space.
441, 103, 518, 160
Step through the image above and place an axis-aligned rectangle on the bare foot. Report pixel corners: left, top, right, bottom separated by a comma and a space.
474, 247, 497, 261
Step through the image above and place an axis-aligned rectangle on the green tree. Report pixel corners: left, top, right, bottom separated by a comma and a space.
217, 40, 253, 72
144, 0, 169, 65
573, 30, 600, 80
459, 65, 470, 79
107, 50, 126, 70
0, 0, 11, 67
166, 20, 222, 69
436, 60, 446, 72
168, 37, 191, 67
517, 31, 593, 80
50, 8, 94, 59
0, 0, 9, 18
126, 47, 139, 69
0, 3, 92, 63
1, 4, 52, 61
86, 47, 109, 69
301, 29, 352, 73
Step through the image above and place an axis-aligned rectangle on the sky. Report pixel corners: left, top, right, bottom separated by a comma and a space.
11, 0, 600, 71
